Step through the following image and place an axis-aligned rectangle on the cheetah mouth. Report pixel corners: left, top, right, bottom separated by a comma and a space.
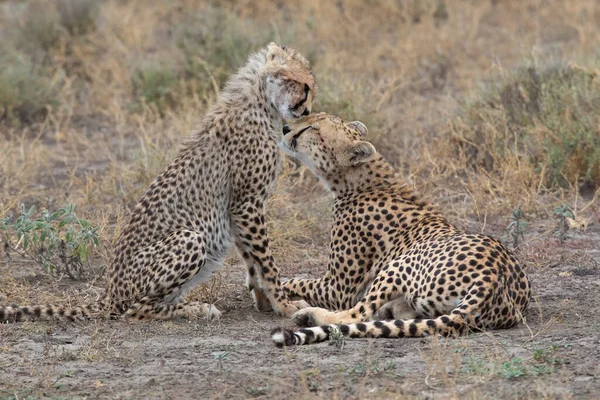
280, 139, 296, 154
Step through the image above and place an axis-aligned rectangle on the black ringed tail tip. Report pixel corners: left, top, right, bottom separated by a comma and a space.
271, 327, 298, 347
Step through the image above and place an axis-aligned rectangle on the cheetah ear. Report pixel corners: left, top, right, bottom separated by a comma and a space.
349, 121, 368, 137
348, 141, 376, 166
266, 42, 284, 62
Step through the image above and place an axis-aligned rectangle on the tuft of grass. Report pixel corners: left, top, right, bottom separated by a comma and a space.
175, 6, 299, 81
127, 6, 304, 115
0, 52, 61, 126
14, 0, 63, 53
131, 61, 178, 115
507, 204, 528, 249
10, 0, 98, 54
346, 359, 396, 377
451, 62, 600, 190
554, 203, 574, 241
55, 0, 99, 36
313, 77, 380, 142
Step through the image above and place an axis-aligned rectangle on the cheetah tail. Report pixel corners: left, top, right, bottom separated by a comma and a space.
272, 280, 499, 347
271, 313, 467, 347
0, 297, 108, 323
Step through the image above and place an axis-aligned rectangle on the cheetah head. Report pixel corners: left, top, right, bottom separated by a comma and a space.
263, 42, 317, 121
280, 112, 376, 182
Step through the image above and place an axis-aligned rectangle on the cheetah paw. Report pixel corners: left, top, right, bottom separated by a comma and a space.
292, 307, 329, 327
250, 288, 273, 312
205, 304, 222, 320
291, 300, 310, 310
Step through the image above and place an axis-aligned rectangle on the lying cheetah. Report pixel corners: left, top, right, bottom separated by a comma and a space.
271, 113, 531, 346
0, 43, 317, 322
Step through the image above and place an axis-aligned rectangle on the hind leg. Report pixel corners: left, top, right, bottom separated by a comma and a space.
373, 297, 418, 320
128, 230, 222, 320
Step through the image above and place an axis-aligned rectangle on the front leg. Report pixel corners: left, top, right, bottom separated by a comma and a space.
293, 261, 404, 326
283, 277, 341, 310
232, 203, 298, 317
235, 236, 272, 312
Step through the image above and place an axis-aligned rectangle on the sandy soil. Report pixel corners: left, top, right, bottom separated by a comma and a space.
1, 227, 599, 400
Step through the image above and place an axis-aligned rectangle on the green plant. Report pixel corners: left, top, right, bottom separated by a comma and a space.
303, 368, 321, 392
212, 350, 230, 372
246, 385, 270, 397
327, 324, 346, 350
507, 204, 528, 249
528, 364, 555, 376
0, 204, 100, 280
348, 359, 396, 376
500, 357, 526, 379
532, 345, 563, 365
461, 355, 492, 376
460, 346, 563, 380
0, 392, 38, 400
554, 203, 574, 241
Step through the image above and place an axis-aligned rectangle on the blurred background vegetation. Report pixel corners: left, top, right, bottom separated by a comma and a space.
0, 0, 599, 268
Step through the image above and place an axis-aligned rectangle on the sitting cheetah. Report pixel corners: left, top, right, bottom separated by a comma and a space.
0, 43, 317, 322
271, 113, 531, 346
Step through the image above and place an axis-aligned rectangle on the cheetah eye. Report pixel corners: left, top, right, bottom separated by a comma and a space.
290, 125, 313, 150
292, 84, 310, 110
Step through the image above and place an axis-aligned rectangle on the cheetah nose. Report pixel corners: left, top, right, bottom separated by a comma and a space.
302, 108, 310, 116
282, 125, 291, 135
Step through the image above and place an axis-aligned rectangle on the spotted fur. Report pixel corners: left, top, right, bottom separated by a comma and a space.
0, 43, 317, 323
271, 113, 531, 346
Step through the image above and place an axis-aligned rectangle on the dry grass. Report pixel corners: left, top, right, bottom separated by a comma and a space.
0, 0, 598, 234
1, 0, 599, 398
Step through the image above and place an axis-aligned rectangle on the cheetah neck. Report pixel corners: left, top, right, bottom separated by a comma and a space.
326, 155, 414, 200
329, 155, 453, 237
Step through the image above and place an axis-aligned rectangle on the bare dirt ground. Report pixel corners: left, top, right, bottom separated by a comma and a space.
1, 1, 600, 399
1, 225, 599, 400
